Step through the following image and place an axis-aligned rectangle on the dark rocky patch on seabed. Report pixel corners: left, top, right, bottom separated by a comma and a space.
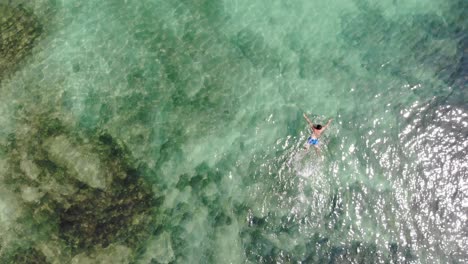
0, 4, 42, 80
439, 0, 467, 106
446, 34, 468, 107
0, 114, 162, 263
339, 0, 466, 90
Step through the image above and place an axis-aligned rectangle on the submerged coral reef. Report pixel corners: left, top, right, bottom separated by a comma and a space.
0, 4, 42, 79
0, 114, 161, 262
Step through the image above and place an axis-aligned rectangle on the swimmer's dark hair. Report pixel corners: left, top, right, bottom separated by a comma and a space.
314, 124, 322, 129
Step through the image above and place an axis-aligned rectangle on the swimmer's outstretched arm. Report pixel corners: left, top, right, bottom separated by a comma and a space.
323, 119, 333, 130
303, 113, 314, 127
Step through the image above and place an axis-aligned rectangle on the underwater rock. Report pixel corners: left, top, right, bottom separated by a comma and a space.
0, 115, 160, 262
11, 247, 48, 264
139, 232, 175, 264
0, 4, 42, 79
447, 34, 468, 105
338, 0, 463, 84
70, 244, 132, 264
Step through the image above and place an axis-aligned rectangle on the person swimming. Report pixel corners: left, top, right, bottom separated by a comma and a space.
303, 113, 332, 153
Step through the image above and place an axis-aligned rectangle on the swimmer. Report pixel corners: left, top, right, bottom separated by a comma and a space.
303, 113, 332, 154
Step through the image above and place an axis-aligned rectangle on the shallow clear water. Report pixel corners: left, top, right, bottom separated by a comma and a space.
0, 0, 467, 263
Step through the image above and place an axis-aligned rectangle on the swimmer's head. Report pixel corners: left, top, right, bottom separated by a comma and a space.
314, 124, 323, 130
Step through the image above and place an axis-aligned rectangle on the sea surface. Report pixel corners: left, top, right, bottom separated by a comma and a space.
0, 0, 466, 263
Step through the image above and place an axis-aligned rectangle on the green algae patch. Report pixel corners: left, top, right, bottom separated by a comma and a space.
0, 115, 161, 263
0, 4, 42, 79
10, 247, 48, 264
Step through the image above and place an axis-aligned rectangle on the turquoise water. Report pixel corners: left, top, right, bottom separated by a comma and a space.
0, 0, 467, 263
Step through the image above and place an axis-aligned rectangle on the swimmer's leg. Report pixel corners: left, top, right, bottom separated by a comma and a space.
314, 145, 320, 155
